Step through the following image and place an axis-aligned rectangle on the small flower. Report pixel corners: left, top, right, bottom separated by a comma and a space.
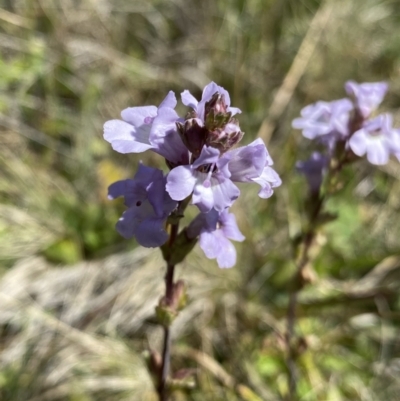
166, 145, 240, 212
166, 138, 281, 212
108, 164, 177, 247
187, 209, 245, 268
227, 138, 282, 199
292, 99, 353, 140
349, 113, 400, 165
296, 152, 329, 193
345, 80, 388, 118
103, 91, 189, 166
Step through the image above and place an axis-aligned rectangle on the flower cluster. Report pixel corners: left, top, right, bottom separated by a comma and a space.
293, 81, 400, 190
104, 82, 281, 267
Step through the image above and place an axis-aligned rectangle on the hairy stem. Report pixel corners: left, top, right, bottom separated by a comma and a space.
158, 222, 180, 401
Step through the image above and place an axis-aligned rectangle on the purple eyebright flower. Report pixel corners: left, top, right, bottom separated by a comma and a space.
187, 209, 245, 268
349, 113, 400, 165
345, 80, 388, 118
103, 91, 189, 165
227, 138, 282, 199
296, 152, 329, 193
166, 145, 240, 212
108, 164, 177, 247
166, 138, 281, 212
292, 99, 353, 140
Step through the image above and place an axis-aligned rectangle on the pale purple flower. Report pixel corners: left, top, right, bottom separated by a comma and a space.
166, 145, 240, 212
181, 81, 241, 122
292, 99, 353, 140
103, 91, 189, 165
108, 164, 177, 247
226, 138, 282, 198
296, 152, 329, 193
187, 209, 245, 268
349, 114, 400, 165
345, 80, 388, 118
166, 138, 281, 212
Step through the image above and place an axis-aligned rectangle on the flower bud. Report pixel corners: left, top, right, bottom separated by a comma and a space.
155, 280, 188, 327
176, 118, 208, 158
205, 120, 244, 153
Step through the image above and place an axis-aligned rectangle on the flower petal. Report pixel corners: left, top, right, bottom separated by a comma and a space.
220, 211, 245, 242
133, 217, 169, 247
120, 106, 157, 126
252, 166, 282, 199
192, 146, 220, 169
366, 140, 389, 165
349, 130, 368, 157
158, 90, 177, 109
210, 174, 240, 212
150, 108, 189, 164
216, 236, 237, 268
108, 179, 146, 207
227, 139, 267, 182
345, 80, 388, 118
181, 90, 199, 109
199, 231, 220, 259
115, 208, 139, 239
197, 82, 231, 120
192, 173, 215, 213
166, 166, 197, 201
103, 119, 153, 154
227, 106, 241, 116
199, 230, 237, 268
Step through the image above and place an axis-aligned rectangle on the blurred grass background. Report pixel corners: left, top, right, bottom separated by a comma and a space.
1, 0, 400, 400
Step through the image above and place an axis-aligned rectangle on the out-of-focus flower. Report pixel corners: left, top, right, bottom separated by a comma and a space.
345, 80, 388, 118
103, 91, 189, 166
349, 114, 400, 165
108, 164, 177, 247
296, 152, 329, 193
187, 209, 244, 268
292, 99, 353, 141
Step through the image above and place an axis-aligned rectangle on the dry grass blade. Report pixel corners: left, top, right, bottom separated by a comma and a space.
257, 0, 334, 142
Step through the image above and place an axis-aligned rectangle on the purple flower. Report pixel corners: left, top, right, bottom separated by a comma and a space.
166, 145, 240, 212
227, 138, 282, 199
108, 164, 177, 247
296, 152, 329, 193
166, 138, 281, 212
292, 99, 353, 140
181, 82, 241, 122
103, 91, 189, 165
187, 209, 245, 268
349, 114, 400, 165
345, 80, 388, 118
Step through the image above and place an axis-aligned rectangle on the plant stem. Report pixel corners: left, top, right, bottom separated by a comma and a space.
158, 221, 180, 401
285, 180, 330, 400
